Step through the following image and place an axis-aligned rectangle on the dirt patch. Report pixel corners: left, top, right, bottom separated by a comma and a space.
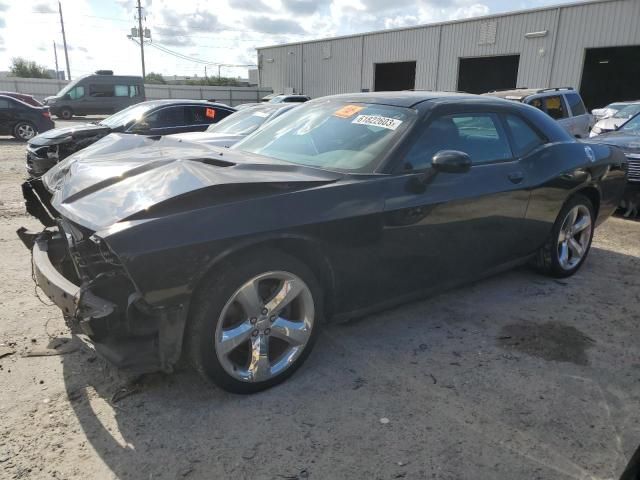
498, 321, 595, 365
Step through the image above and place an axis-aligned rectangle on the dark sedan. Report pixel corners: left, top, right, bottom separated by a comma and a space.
25, 99, 235, 177
0, 95, 54, 141
19, 92, 627, 393
586, 112, 640, 187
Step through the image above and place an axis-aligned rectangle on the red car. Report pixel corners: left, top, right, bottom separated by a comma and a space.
0, 92, 43, 107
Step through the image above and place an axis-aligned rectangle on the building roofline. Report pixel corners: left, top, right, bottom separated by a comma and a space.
257, 0, 616, 50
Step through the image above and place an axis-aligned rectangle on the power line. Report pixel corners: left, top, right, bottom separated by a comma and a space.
130, 37, 256, 67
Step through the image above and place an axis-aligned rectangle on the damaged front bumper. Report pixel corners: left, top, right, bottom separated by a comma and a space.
19, 227, 187, 374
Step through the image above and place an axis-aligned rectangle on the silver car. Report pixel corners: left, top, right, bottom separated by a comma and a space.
484, 87, 593, 138
171, 103, 299, 148
590, 101, 640, 137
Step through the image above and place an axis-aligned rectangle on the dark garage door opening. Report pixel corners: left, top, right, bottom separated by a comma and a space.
458, 55, 520, 94
580, 46, 640, 110
374, 61, 416, 91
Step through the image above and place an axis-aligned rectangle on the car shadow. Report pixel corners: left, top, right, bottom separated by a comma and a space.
0, 136, 25, 144
59, 245, 640, 479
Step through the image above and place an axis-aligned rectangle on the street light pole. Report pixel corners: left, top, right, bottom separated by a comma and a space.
137, 0, 146, 80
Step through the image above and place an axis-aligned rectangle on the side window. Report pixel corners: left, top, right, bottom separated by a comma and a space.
89, 84, 114, 98
565, 93, 586, 116
114, 85, 129, 97
0, 99, 10, 109
68, 86, 85, 100
542, 95, 567, 120
405, 113, 512, 169
143, 107, 186, 129
187, 106, 233, 125
504, 114, 546, 157
129, 85, 140, 97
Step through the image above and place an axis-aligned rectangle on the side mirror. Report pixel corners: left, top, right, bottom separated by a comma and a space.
431, 150, 471, 174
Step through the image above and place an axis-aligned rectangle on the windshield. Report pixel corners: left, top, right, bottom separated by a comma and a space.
613, 104, 640, 119
233, 99, 415, 172
620, 114, 640, 133
98, 103, 155, 128
206, 107, 272, 135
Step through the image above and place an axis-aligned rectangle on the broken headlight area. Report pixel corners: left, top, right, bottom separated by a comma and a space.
25, 219, 186, 373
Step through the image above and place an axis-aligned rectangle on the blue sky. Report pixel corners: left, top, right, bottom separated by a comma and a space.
0, 0, 589, 80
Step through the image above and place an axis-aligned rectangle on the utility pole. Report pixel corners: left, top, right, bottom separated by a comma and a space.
53, 41, 59, 80
136, 0, 146, 80
218, 64, 221, 80
58, 1, 71, 81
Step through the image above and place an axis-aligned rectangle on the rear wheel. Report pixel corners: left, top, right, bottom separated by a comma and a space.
534, 194, 595, 278
58, 107, 73, 120
13, 121, 37, 141
186, 250, 322, 394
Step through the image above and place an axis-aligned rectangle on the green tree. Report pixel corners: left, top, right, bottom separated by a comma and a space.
9, 57, 51, 79
186, 76, 242, 87
144, 72, 166, 84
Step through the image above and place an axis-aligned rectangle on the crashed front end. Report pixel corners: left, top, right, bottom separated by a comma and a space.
19, 218, 186, 373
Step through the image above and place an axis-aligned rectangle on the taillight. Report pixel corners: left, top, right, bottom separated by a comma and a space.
42, 110, 51, 118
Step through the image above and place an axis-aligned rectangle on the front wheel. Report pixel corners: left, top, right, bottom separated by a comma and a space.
534, 194, 595, 278
13, 121, 37, 141
57, 107, 73, 120
186, 250, 322, 394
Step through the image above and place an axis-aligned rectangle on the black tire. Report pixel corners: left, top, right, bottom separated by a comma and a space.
185, 249, 323, 394
57, 107, 73, 120
13, 121, 37, 141
533, 194, 595, 278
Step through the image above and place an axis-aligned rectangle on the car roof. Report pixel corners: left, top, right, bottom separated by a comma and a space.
320, 91, 498, 108
244, 102, 299, 111
139, 99, 235, 109
0, 94, 37, 107
484, 87, 577, 101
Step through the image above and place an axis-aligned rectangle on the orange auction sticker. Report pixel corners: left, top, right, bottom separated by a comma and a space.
206, 108, 216, 118
333, 104, 364, 118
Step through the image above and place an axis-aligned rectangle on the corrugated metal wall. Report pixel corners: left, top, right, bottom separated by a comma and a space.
550, 0, 640, 87
257, 0, 640, 97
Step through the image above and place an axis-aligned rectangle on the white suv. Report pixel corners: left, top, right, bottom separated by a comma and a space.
484, 87, 594, 138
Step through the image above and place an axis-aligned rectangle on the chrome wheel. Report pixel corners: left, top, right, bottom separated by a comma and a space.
557, 204, 592, 270
214, 271, 315, 383
16, 123, 36, 140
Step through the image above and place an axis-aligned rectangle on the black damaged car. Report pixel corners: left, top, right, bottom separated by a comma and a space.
25, 99, 235, 177
19, 92, 627, 393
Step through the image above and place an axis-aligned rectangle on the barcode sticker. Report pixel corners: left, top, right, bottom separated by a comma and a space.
352, 115, 402, 130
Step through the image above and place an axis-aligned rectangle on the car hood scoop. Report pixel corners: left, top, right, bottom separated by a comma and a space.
48, 134, 341, 231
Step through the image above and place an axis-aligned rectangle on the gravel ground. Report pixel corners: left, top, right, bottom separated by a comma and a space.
0, 138, 639, 480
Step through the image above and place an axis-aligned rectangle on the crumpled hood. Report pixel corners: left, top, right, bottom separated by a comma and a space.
46, 133, 341, 232
170, 131, 245, 148
585, 132, 640, 154
29, 123, 111, 146
593, 117, 625, 132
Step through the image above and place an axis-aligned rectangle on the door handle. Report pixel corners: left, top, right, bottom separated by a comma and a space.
508, 172, 524, 184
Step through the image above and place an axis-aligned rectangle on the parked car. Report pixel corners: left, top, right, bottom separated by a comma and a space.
19, 92, 627, 393
484, 87, 593, 138
266, 94, 310, 104
590, 102, 640, 137
25, 99, 235, 177
172, 103, 299, 148
592, 101, 635, 121
0, 94, 53, 141
0, 91, 44, 107
586, 112, 640, 214
44, 70, 145, 119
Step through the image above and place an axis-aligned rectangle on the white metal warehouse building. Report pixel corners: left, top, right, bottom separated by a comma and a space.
256, 0, 640, 109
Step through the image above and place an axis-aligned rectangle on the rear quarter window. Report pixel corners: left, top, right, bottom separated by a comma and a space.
504, 114, 546, 157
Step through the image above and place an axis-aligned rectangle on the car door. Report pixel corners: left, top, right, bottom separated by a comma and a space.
563, 92, 592, 138
136, 106, 187, 135
0, 98, 13, 134
529, 94, 577, 138
371, 108, 532, 304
